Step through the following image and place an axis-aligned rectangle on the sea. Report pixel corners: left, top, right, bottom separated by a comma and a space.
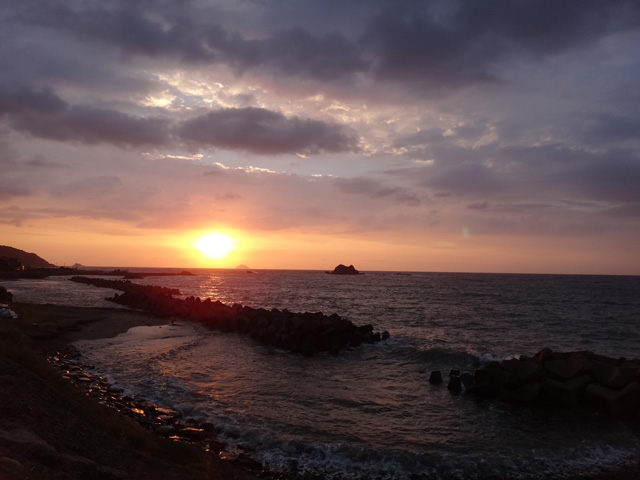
4, 270, 640, 479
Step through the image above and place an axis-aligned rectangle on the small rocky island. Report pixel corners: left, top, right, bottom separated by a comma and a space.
327, 264, 361, 275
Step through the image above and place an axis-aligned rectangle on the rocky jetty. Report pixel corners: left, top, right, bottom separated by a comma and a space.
327, 264, 361, 275
69, 276, 389, 356
431, 348, 640, 420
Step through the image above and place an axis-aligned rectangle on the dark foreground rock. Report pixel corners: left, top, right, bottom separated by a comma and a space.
431, 349, 640, 420
69, 276, 389, 356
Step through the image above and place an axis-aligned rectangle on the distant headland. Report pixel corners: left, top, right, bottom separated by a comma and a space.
0, 245, 55, 269
0, 245, 198, 280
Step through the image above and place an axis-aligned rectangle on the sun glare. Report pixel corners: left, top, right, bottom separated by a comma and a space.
194, 232, 237, 260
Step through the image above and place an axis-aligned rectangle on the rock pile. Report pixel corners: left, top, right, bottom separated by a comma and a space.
69, 276, 389, 356
70, 276, 180, 296
48, 347, 224, 448
431, 348, 640, 419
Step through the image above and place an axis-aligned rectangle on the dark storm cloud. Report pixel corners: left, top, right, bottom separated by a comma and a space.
581, 113, 640, 145
12, 0, 639, 92
178, 107, 359, 155
362, 0, 640, 89
19, 1, 366, 83
0, 86, 67, 115
11, 106, 170, 147
0, 84, 357, 154
0, 85, 170, 147
254, 28, 367, 81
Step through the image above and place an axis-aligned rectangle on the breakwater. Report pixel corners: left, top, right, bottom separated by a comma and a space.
433, 348, 640, 420
69, 276, 389, 355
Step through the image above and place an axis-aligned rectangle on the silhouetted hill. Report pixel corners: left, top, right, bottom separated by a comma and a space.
0, 246, 55, 268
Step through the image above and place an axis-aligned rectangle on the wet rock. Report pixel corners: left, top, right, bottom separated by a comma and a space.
532, 347, 554, 364
542, 375, 592, 406
201, 422, 215, 434
500, 359, 545, 384
155, 425, 175, 436
586, 381, 640, 418
447, 376, 462, 393
460, 372, 475, 390
500, 381, 543, 403
428, 371, 443, 384
178, 427, 207, 442
544, 355, 590, 380
155, 407, 181, 417
591, 361, 627, 389
156, 414, 177, 425
473, 367, 512, 388
231, 452, 263, 471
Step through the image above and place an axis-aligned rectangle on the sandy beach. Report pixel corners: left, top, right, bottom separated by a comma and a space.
0, 302, 264, 480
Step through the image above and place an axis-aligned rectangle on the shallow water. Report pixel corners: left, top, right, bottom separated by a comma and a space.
7, 270, 640, 479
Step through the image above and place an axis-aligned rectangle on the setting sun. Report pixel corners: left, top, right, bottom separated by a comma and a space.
194, 232, 237, 260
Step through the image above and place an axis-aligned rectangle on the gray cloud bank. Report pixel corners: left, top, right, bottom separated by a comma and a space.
0, 85, 356, 154
14, 0, 640, 89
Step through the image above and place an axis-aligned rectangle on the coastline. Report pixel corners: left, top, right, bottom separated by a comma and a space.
1, 301, 639, 480
0, 302, 264, 480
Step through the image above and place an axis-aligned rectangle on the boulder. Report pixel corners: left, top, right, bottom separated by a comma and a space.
500, 381, 543, 403
586, 353, 620, 366
428, 371, 443, 384
620, 362, 640, 384
178, 427, 207, 442
586, 381, 640, 418
543, 375, 593, 406
155, 425, 175, 436
591, 361, 628, 389
460, 372, 475, 390
473, 367, 513, 388
501, 359, 545, 384
532, 347, 554, 364
447, 376, 462, 393
544, 355, 590, 380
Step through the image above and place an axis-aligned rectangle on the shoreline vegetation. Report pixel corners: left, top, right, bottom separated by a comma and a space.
0, 276, 639, 479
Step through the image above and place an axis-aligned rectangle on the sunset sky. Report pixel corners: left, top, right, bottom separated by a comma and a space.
2, 0, 640, 274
